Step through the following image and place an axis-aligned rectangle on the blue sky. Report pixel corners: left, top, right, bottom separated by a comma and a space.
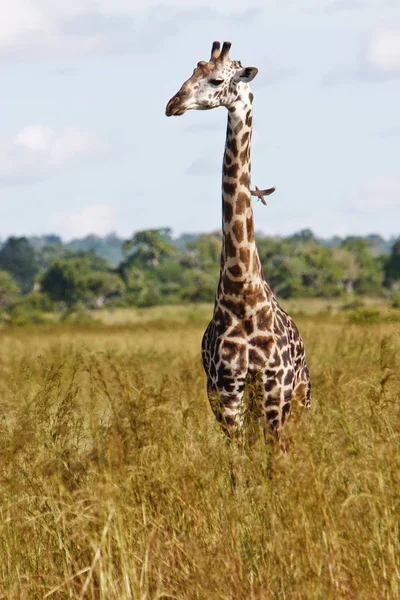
0, 0, 399, 240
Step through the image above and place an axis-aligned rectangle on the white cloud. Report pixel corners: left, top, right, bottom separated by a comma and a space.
0, 125, 109, 185
366, 28, 400, 74
0, 0, 395, 62
351, 175, 400, 213
0, 1, 262, 59
0, 2, 133, 58
50, 204, 117, 239
0, 2, 47, 44
322, 26, 400, 85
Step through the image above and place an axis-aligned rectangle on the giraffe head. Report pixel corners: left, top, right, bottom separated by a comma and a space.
166, 41, 258, 117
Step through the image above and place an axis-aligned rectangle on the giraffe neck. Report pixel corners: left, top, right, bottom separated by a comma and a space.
220, 91, 263, 294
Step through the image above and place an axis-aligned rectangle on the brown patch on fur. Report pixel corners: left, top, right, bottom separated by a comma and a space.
249, 348, 266, 368
229, 322, 244, 337
224, 163, 239, 179
232, 220, 244, 243
284, 370, 294, 386
250, 335, 274, 357
239, 247, 250, 265
265, 369, 277, 379
224, 232, 236, 257
214, 307, 232, 329
270, 348, 281, 368
224, 201, 233, 223
284, 389, 292, 402
281, 349, 289, 367
230, 138, 238, 158
239, 172, 250, 187
244, 319, 254, 335
267, 409, 279, 420
246, 217, 254, 242
257, 307, 272, 329
234, 121, 244, 134
274, 316, 285, 335
240, 148, 248, 165
228, 264, 243, 278
225, 154, 232, 166
235, 192, 249, 214
245, 110, 252, 127
237, 345, 247, 371
222, 340, 238, 362
223, 181, 236, 196
221, 380, 235, 393
264, 379, 276, 392
241, 131, 250, 145
276, 337, 285, 350
246, 293, 261, 307
221, 297, 245, 319
282, 402, 291, 423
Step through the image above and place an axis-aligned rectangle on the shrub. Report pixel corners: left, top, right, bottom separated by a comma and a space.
60, 303, 98, 325
348, 307, 383, 324
391, 292, 400, 309
8, 292, 53, 326
341, 299, 365, 311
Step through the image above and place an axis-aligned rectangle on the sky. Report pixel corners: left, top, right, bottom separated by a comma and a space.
0, 0, 399, 241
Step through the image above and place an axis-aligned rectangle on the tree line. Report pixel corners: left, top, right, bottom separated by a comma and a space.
0, 228, 399, 324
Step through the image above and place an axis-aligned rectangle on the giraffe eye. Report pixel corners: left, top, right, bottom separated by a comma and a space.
209, 79, 224, 87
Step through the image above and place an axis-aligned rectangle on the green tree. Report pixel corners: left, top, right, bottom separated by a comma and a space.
85, 271, 125, 307
331, 247, 359, 294
41, 257, 125, 308
35, 242, 70, 270
301, 245, 344, 297
0, 270, 20, 309
41, 260, 83, 306
340, 237, 383, 295
287, 228, 316, 245
0, 237, 38, 293
120, 229, 183, 305
183, 232, 221, 271
257, 237, 305, 298
384, 240, 400, 286
8, 292, 53, 326
122, 228, 177, 268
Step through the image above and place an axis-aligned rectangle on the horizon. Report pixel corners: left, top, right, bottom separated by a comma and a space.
1, 229, 399, 246
1, 1, 399, 240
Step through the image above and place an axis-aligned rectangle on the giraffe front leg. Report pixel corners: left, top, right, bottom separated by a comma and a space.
260, 385, 290, 480
260, 371, 294, 471
261, 375, 292, 436
207, 373, 248, 489
207, 376, 247, 441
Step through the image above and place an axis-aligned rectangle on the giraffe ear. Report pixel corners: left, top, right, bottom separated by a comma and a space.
234, 67, 258, 83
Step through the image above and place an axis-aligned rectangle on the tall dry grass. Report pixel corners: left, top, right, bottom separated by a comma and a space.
0, 310, 399, 599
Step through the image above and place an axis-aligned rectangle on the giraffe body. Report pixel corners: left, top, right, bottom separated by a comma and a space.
166, 42, 310, 437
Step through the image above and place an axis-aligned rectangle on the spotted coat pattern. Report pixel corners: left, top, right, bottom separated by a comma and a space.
166, 42, 311, 437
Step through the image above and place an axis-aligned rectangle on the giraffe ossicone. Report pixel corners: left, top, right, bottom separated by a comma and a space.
166, 41, 311, 439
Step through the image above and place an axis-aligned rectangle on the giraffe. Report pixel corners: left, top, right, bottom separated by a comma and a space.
166, 41, 311, 443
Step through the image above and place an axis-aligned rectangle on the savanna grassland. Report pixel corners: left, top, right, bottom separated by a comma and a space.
1, 304, 400, 599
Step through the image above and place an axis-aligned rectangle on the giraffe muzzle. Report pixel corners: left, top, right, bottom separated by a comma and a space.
165, 94, 186, 117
